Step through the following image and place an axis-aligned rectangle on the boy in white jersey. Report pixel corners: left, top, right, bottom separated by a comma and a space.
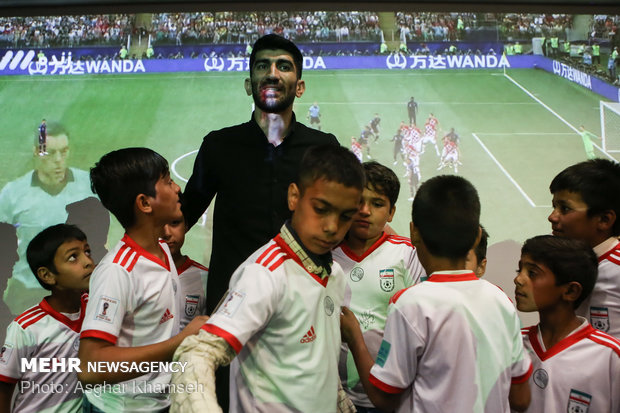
170, 145, 365, 412
514, 235, 620, 412
341, 175, 532, 413
163, 216, 208, 329
78, 148, 208, 412
549, 159, 620, 339
333, 161, 425, 412
0, 224, 93, 413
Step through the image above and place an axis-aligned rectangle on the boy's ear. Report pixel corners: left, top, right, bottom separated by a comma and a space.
596, 209, 616, 233
563, 281, 583, 305
37, 267, 56, 287
476, 258, 487, 278
387, 205, 396, 223
135, 193, 152, 214
471, 226, 482, 252
410, 221, 420, 244
288, 183, 300, 212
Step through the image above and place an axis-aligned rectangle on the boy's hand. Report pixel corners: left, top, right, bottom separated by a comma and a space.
180, 315, 209, 338
340, 307, 362, 346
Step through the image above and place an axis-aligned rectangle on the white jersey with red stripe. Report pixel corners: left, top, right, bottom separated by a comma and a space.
521, 318, 620, 413
427, 116, 438, 129
408, 127, 423, 152
423, 122, 436, 140
204, 234, 345, 412
351, 141, 363, 162
577, 238, 620, 339
0, 296, 87, 413
80, 234, 180, 412
176, 257, 208, 329
333, 234, 425, 407
369, 271, 532, 413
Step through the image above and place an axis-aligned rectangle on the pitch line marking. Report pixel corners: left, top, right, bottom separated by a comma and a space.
171, 149, 197, 183
503, 73, 615, 161
471, 132, 537, 208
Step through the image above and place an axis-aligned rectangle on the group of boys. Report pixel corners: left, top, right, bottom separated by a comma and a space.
1, 32, 620, 413
0, 147, 210, 412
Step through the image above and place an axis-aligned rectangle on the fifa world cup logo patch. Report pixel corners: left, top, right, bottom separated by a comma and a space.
0, 345, 10, 364
95, 296, 119, 324
379, 269, 395, 292
590, 306, 610, 332
567, 389, 591, 413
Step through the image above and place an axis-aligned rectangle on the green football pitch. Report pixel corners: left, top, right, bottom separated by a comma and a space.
0, 67, 613, 302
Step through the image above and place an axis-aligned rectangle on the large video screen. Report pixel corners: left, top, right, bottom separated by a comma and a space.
1, 10, 619, 334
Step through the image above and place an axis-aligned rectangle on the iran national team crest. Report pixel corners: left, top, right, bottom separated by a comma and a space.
567, 389, 592, 413
533, 368, 549, 389
350, 267, 364, 282
324, 296, 335, 316
590, 306, 610, 332
185, 295, 200, 317
379, 269, 395, 292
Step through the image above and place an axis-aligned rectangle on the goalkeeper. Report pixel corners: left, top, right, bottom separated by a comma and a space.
578, 125, 599, 160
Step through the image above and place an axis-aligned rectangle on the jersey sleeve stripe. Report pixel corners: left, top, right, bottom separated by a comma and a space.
15, 306, 43, 323
80, 329, 118, 344
588, 333, 620, 357
112, 244, 129, 264
511, 362, 533, 384
126, 253, 140, 272
0, 374, 18, 384
20, 312, 47, 329
605, 254, 620, 266
202, 324, 242, 354
268, 256, 287, 271
256, 243, 279, 265
261, 248, 285, 268
369, 373, 406, 394
120, 250, 137, 268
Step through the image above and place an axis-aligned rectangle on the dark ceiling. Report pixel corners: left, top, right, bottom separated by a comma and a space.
0, 0, 618, 17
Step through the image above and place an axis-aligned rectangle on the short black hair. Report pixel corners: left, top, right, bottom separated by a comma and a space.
250, 34, 303, 79
363, 161, 400, 208
412, 175, 480, 259
90, 147, 169, 229
474, 225, 489, 264
297, 145, 364, 194
521, 235, 597, 308
26, 224, 87, 291
550, 159, 620, 235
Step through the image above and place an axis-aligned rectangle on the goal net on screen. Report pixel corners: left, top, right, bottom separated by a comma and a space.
601, 101, 620, 153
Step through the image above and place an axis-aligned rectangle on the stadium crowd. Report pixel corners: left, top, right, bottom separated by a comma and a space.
0, 12, 587, 49
151, 11, 382, 45
396, 12, 573, 43
591, 15, 619, 40
0, 14, 134, 48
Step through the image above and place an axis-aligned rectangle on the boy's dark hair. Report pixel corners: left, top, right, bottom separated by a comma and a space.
363, 161, 400, 208
90, 147, 169, 229
550, 159, 620, 235
521, 235, 597, 308
250, 34, 303, 79
412, 175, 480, 259
474, 225, 489, 264
26, 224, 87, 291
297, 145, 365, 194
